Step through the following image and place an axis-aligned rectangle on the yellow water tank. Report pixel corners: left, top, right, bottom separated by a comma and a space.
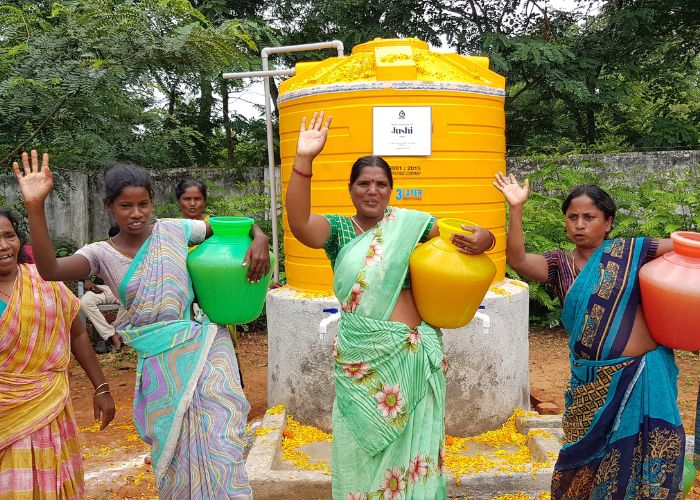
279, 38, 506, 292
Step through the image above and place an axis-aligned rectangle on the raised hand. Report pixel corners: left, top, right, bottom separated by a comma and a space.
12, 150, 54, 206
493, 172, 529, 208
296, 111, 332, 160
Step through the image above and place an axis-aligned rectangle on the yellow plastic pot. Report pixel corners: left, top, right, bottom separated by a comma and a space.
409, 218, 496, 329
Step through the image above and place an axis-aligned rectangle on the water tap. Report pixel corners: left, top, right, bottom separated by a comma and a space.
319, 308, 340, 340
473, 305, 490, 334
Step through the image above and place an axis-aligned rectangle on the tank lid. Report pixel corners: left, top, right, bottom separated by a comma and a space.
279, 37, 505, 95
352, 38, 429, 53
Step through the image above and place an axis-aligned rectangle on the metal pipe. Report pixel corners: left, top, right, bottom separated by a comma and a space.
261, 41, 344, 283
224, 40, 344, 283
260, 40, 345, 59
223, 69, 296, 79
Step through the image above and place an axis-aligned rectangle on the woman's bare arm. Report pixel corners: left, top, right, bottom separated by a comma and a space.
285, 112, 333, 249
493, 173, 549, 283
14, 151, 91, 280
70, 317, 115, 429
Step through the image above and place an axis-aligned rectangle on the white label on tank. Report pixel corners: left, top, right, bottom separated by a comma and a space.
372, 107, 432, 156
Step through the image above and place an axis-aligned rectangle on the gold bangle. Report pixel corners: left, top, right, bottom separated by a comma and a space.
94, 382, 109, 393
486, 232, 497, 251
94, 390, 111, 397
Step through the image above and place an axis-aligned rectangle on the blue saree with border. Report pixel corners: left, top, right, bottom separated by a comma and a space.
551, 238, 685, 499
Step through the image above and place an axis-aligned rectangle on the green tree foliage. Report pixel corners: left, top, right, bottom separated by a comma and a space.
479, 0, 700, 152
0, 0, 257, 172
271, 0, 445, 58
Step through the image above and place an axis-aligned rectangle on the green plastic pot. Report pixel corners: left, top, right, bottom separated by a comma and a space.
682, 457, 696, 498
187, 216, 273, 325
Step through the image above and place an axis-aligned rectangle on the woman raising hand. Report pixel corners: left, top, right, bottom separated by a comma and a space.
287, 111, 494, 499
494, 171, 685, 497
14, 150, 268, 498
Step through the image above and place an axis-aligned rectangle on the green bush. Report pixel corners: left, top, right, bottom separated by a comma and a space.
53, 237, 78, 257
513, 158, 699, 326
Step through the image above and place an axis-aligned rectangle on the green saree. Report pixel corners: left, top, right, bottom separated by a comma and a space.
330, 207, 447, 500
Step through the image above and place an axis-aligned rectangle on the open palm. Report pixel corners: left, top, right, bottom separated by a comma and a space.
493, 172, 529, 207
12, 150, 54, 205
296, 111, 332, 159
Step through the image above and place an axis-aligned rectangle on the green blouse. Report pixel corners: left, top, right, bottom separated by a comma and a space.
323, 210, 435, 289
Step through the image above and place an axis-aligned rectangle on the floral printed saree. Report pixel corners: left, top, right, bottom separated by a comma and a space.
551, 238, 685, 499
331, 207, 447, 500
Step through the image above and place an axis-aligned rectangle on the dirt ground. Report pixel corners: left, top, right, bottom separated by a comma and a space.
70, 329, 699, 499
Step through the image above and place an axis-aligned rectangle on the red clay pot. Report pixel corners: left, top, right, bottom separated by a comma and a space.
639, 231, 700, 351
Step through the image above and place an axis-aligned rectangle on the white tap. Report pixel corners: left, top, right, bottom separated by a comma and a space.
319, 311, 341, 340
473, 310, 491, 334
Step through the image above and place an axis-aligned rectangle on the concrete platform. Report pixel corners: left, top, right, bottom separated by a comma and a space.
266, 279, 530, 436
246, 408, 558, 499
246, 408, 698, 499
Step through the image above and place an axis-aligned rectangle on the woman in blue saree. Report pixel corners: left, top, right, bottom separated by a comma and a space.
494, 172, 685, 498
15, 151, 270, 498
286, 112, 495, 499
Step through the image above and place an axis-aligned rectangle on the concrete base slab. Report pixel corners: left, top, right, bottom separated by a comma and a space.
246, 408, 557, 499
516, 414, 563, 433
266, 279, 530, 436
246, 408, 698, 499
245, 408, 332, 498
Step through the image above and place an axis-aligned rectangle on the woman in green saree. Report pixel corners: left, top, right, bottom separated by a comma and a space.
286, 112, 495, 499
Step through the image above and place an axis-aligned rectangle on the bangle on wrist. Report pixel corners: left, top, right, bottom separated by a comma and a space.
292, 166, 312, 179
94, 390, 110, 397
94, 382, 109, 393
486, 231, 496, 251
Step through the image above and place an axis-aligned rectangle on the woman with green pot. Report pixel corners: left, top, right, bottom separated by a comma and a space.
14, 151, 269, 498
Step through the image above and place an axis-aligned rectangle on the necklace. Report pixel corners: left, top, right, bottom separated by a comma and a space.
571, 249, 585, 274
108, 237, 133, 259
350, 217, 367, 234
0, 273, 17, 300
351, 216, 381, 235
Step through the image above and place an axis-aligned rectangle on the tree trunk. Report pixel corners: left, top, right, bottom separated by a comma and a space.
165, 82, 178, 129
269, 78, 280, 119
584, 68, 602, 145
585, 108, 596, 145
220, 78, 235, 170
198, 73, 214, 166
572, 108, 586, 140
